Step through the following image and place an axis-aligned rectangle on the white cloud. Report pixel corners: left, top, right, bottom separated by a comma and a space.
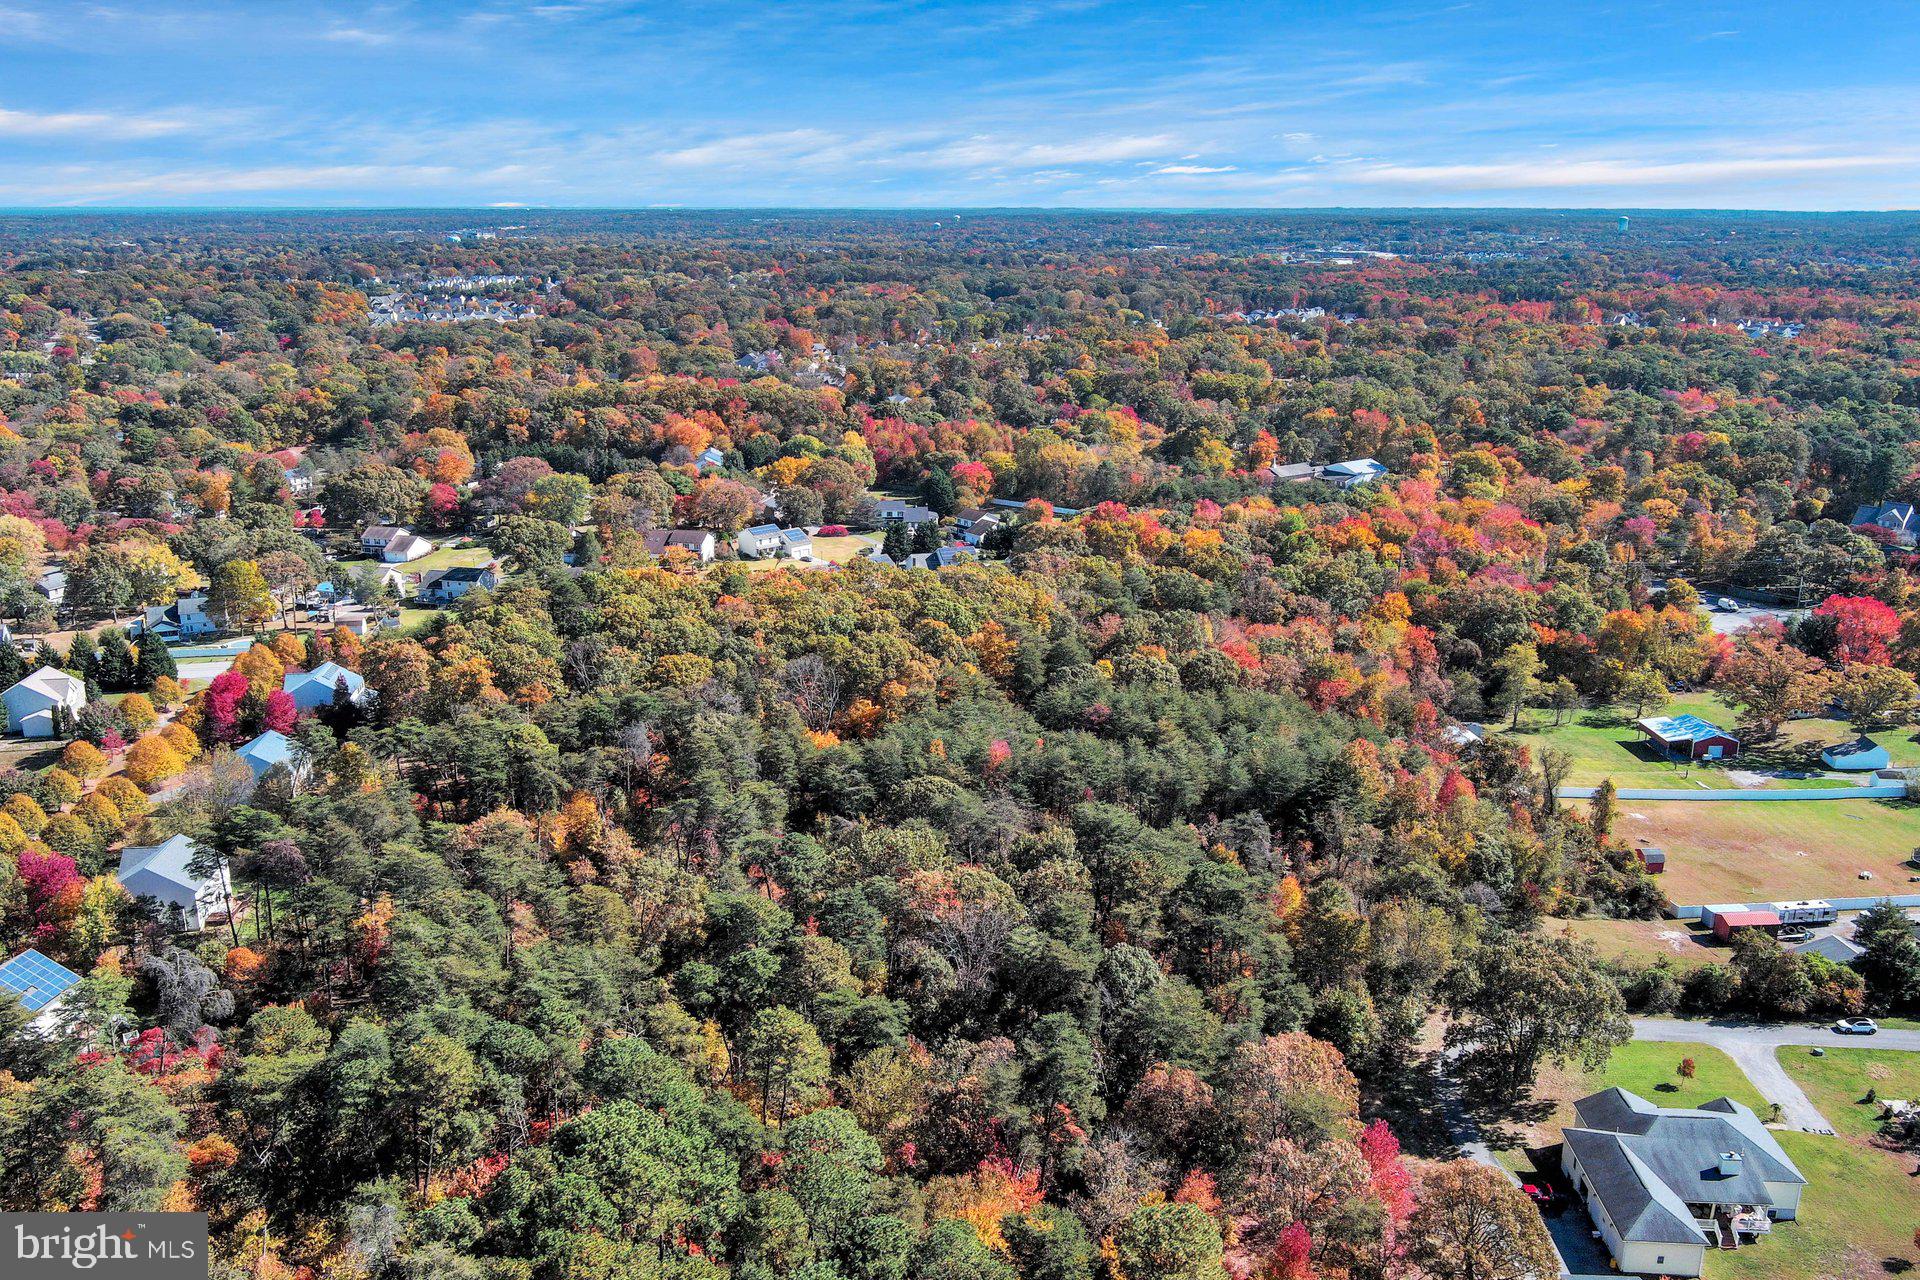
0, 105, 194, 140
1153, 164, 1236, 174
1348, 151, 1914, 189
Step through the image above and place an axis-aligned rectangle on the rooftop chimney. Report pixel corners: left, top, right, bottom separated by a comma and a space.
1717, 1151, 1743, 1178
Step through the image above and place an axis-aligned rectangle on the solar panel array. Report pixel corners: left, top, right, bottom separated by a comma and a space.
0, 949, 81, 1012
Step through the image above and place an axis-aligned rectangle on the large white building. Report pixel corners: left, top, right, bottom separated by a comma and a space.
2, 666, 86, 738
117, 834, 230, 933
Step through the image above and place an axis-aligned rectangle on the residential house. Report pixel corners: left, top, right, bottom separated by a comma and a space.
1318, 458, 1389, 488
1268, 461, 1318, 483
361, 525, 434, 563
952, 507, 1002, 545
1822, 736, 1891, 771
117, 834, 229, 933
35, 568, 65, 608
361, 524, 407, 554
419, 562, 501, 603
695, 446, 727, 472
737, 524, 813, 559
1851, 502, 1920, 547
1561, 1086, 1805, 1276
236, 729, 308, 789
642, 529, 718, 563
1635, 713, 1741, 761
133, 590, 218, 641
906, 546, 976, 571
1440, 722, 1486, 750
1792, 934, 1863, 964
0, 949, 82, 1034
265, 448, 313, 496
874, 499, 937, 527
2, 667, 86, 738
283, 660, 369, 711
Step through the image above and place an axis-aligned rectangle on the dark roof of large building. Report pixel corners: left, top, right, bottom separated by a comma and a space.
1567, 1088, 1805, 1244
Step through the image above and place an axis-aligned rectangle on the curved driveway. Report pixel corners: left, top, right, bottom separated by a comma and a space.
1632, 1017, 1920, 1133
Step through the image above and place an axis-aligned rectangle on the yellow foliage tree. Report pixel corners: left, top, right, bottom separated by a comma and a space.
58, 739, 108, 780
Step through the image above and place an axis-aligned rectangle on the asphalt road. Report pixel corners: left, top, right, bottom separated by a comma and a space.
1632, 1017, 1920, 1132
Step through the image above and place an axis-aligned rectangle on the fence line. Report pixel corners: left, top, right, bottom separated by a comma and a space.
1557, 783, 1904, 801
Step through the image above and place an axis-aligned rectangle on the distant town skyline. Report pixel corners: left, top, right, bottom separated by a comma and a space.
2, 0, 1916, 209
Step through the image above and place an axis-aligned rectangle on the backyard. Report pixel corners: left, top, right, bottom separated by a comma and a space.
330, 540, 495, 580
1501, 691, 1917, 790
1620, 796, 1920, 904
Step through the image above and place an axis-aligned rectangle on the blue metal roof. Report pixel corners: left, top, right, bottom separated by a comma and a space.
0, 949, 81, 1012
1637, 713, 1734, 742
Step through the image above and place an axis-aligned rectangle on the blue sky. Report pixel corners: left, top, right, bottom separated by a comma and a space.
1, 0, 1917, 208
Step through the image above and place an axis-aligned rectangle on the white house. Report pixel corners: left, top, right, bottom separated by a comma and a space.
874, 499, 937, 527
117, 834, 229, 933
1562, 1087, 1805, 1277
643, 529, 718, 563
35, 569, 65, 608
361, 525, 434, 563
2, 667, 86, 738
283, 660, 369, 711
952, 507, 1003, 545
1318, 458, 1388, 488
777, 528, 813, 559
418, 562, 500, 603
737, 524, 784, 558
134, 590, 217, 641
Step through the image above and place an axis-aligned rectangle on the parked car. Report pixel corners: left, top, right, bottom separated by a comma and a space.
1833, 1017, 1879, 1035
1520, 1183, 1558, 1212
1713, 596, 1740, 611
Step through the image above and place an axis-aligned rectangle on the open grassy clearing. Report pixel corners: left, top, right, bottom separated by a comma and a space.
1545, 915, 1726, 969
1622, 797, 1920, 905
1500, 690, 1915, 790
1497, 1040, 1766, 1157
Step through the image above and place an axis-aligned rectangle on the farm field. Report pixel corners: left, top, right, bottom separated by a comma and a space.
1501, 691, 1916, 790
1621, 797, 1920, 905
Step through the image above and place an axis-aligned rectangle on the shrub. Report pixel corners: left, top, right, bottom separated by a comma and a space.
4, 793, 47, 836
39, 768, 82, 809
0, 812, 26, 852
39, 813, 95, 859
160, 722, 201, 760
96, 776, 148, 817
125, 735, 189, 791
151, 675, 185, 708
58, 739, 108, 780
117, 692, 158, 733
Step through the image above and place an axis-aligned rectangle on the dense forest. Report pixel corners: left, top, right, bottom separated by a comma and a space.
3, 209, 1920, 1280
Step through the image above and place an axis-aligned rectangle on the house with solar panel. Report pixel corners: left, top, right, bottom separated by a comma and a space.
1635, 713, 1741, 762
117, 834, 229, 933
1561, 1086, 1805, 1275
0, 948, 82, 1033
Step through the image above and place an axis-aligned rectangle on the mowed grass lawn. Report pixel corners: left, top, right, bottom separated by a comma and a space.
1776, 1046, 1920, 1139
1501, 691, 1917, 789
1623, 797, 1920, 905
333, 541, 494, 578
1712, 1131, 1920, 1280
1503, 1041, 1766, 1154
